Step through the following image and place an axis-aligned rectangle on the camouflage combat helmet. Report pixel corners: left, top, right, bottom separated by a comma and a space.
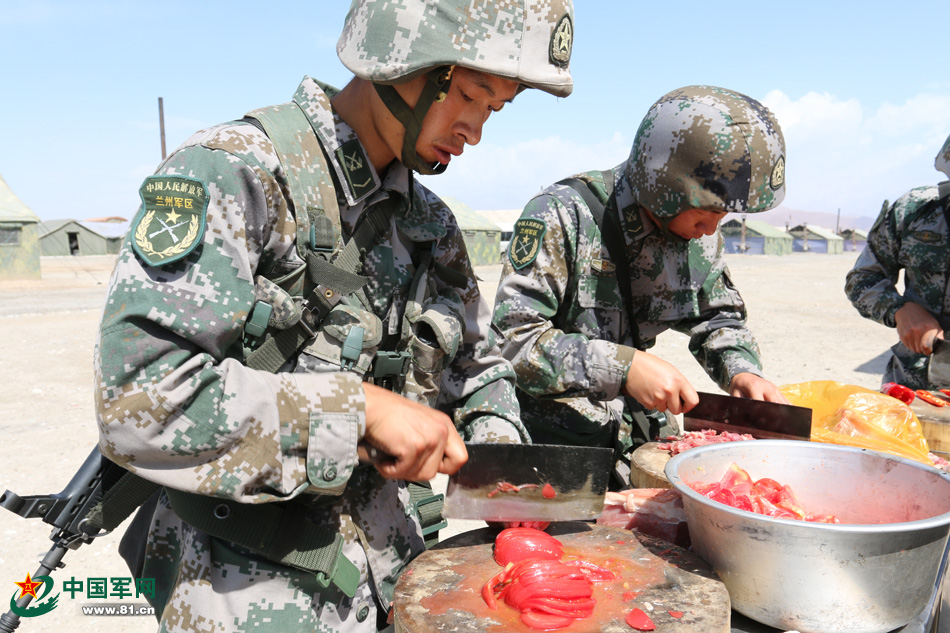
337, 0, 574, 174
936, 133, 950, 179
624, 85, 786, 230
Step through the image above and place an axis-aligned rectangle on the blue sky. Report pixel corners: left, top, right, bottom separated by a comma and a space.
2, 1, 949, 224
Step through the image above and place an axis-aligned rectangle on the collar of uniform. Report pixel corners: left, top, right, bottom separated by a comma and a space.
385, 170, 447, 243
342, 163, 447, 244
292, 76, 382, 207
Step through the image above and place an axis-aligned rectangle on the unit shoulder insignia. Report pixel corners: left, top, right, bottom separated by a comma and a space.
509, 217, 547, 270
132, 176, 209, 266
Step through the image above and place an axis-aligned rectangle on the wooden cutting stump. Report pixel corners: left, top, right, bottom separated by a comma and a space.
393, 521, 730, 633
911, 397, 950, 454
630, 442, 673, 489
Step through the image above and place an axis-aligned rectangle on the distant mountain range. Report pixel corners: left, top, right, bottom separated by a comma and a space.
748, 206, 877, 233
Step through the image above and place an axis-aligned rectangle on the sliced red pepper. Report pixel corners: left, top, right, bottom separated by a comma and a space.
668, 610, 684, 618
625, 607, 656, 630
622, 591, 640, 602
940, 389, 950, 399
541, 483, 557, 499
916, 390, 947, 407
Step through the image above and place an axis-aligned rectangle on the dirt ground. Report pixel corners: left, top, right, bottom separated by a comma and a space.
0, 251, 894, 631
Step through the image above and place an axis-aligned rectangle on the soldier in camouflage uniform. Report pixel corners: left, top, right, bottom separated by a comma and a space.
845, 133, 950, 390
492, 86, 788, 483
93, 1, 574, 631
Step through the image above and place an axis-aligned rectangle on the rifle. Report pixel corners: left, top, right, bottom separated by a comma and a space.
0, 446, 156, 632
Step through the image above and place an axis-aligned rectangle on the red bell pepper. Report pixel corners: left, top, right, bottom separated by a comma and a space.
881, 382, 915, 405
916, 390, 947, 407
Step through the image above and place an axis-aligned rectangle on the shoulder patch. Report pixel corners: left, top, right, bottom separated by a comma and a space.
132, 176, 208, 266
509, 218, 546, 270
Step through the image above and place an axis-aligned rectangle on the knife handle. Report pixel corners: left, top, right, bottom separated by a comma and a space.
357, 442, 396, 465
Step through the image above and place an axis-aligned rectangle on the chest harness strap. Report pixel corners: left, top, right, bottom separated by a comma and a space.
557, 173, 642, 349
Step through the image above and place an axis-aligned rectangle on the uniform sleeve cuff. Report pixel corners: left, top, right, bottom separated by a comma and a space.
290, 372, 366, 494
590, 342, 636, 400
884, 299, 908, 329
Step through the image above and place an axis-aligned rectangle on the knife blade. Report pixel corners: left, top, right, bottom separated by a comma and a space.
928, 333, 950, 388
442, 443, 613, 523
683, 391, 812, 440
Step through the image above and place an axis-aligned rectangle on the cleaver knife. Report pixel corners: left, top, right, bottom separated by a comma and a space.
442, 443, 613, 523
928, 333, 950, 388
683, 391, 812, 440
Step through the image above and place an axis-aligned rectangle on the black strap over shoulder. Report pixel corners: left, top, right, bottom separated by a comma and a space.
938, 181, 950, 231
556, 174, 642, 349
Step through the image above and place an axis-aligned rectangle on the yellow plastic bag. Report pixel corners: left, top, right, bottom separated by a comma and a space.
780, 380, 933, 465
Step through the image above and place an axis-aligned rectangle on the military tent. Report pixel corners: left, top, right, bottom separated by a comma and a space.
0, 173, 41, 280
788, 224, 844, 254
476, 209, 524, 262
440, 196, 502, 266
721, 218, 793, 255
838, 228, 868, 253
38, 218, 129, 256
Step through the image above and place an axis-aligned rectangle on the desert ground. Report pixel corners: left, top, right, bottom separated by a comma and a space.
0, 251, 896, 631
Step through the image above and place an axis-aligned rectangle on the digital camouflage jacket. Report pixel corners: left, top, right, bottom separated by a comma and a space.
846, 184, 950, 389
492, 167, 764, 450
94, 76, 526, 633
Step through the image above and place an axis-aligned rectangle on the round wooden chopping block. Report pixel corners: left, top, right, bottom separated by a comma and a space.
630, 442, 673, 489
393, 522, 730, 633
911, 398, 950, 454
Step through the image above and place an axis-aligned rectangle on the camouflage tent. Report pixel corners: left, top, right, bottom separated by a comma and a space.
38, 219, 129, 256
788, 223, 844, 254
838, 228, 868, 253
440, 196, 502, 266
476, 209, 523, 262
721, 218, 792, 255
0, 173, 41, 280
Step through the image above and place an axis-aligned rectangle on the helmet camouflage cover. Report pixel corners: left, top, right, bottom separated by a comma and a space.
937, 133, 950, 179
625, 85, 786, 218
337, 0, 574, 97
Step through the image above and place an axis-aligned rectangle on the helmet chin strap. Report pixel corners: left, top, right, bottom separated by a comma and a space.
373, 66, 454, 175
641, 205, 689, 243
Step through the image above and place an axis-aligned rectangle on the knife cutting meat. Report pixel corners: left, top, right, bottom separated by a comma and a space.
683, 391, 812, 440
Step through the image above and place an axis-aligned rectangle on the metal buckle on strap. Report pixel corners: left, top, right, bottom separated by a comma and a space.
297, 306, 318, 340
372, 351, 411, 378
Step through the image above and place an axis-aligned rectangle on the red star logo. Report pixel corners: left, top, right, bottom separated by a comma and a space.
14, 573, 43, 600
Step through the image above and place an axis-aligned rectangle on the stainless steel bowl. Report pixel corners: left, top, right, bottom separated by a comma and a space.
665, 440, 950, 633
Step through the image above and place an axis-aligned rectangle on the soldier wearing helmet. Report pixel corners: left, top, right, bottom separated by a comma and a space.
94, 1, 573, 631
846, 132, 950, 390
492, 86, 788, 485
